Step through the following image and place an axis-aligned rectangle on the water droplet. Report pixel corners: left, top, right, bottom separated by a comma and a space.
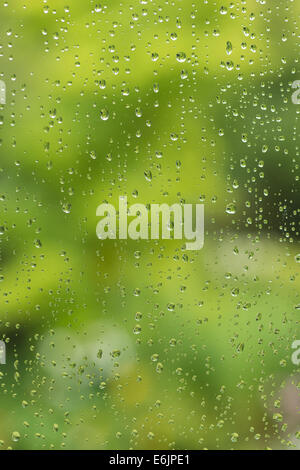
226, 41, 232, 55
176, 52, 186, 63
100, 108, 109, 121
12, 431, 21, 442
226, 203, 236, 214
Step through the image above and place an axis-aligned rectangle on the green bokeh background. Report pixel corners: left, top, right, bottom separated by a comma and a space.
0, 0, 299, 450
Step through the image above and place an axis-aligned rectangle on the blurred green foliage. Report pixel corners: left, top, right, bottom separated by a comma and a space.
0, 0, 299, 450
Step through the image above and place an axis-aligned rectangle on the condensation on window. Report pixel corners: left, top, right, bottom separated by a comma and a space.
0, 0, 299, 451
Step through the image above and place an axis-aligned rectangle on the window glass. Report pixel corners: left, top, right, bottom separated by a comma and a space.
0, 0, 299, 450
